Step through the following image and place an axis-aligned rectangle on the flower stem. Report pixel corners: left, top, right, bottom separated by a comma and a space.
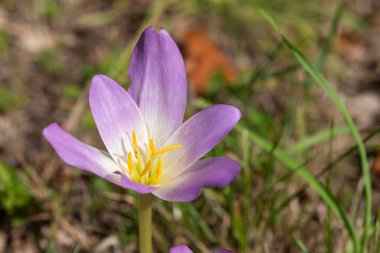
138, 193, 152, 253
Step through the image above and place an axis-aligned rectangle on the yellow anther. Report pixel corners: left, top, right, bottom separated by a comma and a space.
127, 152, 134, 174
149, 138, 156, 156
125, 130, 181, 185
155, 144, 182, 156
136, 152, 143, 174
128, 152, 139, 181
153, 158, 163, 183
132, 131, 137, 146
132, 131, 139, 158
142, 160, 151, 176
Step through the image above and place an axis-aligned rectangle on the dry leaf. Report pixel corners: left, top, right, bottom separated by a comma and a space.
182, 27, 235, 94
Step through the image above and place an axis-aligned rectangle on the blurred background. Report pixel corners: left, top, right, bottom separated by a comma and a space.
0, 0, 380, 252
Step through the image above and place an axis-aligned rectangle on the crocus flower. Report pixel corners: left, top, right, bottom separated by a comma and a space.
170, 245, 233, 253
43, 26, 241, 202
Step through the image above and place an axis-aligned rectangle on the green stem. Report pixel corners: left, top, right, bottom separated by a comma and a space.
138, 194, 152, 253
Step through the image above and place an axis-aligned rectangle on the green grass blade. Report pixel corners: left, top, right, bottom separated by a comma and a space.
261, 10, 371, 252
271, 128, 380, 221
294, 236, 309, 253
316, 1, 345, 71
302, 1, 345, 90
289, 125, 350, 154
236, 124, 359, 252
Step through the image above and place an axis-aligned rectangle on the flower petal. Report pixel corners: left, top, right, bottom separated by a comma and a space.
129, 26, 187, 148
89, 74, 148, 165
153, 157, 240, 202
215, 250, 234, 253
160, 105, 241, 181
169, 245, 233, 253
42, 123, 119, 178
170, 245, 193, 253
111, 172, 156, 194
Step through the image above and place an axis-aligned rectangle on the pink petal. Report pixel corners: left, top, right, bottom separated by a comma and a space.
89, 74, 148, 166
154, 157, 240, 202
215, 250, 233, 253
170, 245, 193, 253
161, 104, 241, 181
129, 26, 187, 148
169, 245, 234, 253
43, 123, 119, 178
113, 171, 156, 194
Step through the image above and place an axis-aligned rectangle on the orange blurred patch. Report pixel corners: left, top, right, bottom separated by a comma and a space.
334, 32, 361, 56
182, 28, 235, 94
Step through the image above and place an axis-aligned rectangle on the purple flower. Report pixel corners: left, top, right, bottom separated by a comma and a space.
43, 26, 241, 202
170, 245, 233, 253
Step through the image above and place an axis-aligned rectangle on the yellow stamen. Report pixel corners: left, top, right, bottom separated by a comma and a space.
127, 152, 134, 174
132, 131, 139, 158
153, 158, 163, 183
141, 160, 151, 176
136, 152, 143, 174
124, 131, 181, 185
155, 144, 182, 156
128, 152, 139, 181
149, 138, 156, 156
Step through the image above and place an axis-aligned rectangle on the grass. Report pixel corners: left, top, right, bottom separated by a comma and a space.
260, 10, 372, 252
0, 0, 379, 252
